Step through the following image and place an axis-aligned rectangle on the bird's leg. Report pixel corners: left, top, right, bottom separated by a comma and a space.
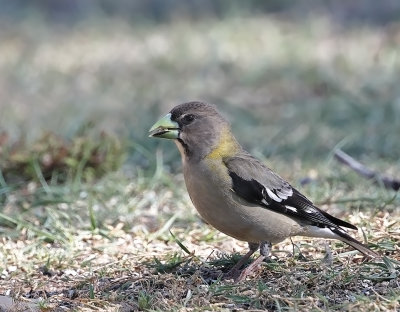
237, 241, 271, 282
223, 242, 259, 280
260, 241, 272, 256
290, 237, 306, 260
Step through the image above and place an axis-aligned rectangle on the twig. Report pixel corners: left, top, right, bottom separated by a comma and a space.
334, 149, 400, 191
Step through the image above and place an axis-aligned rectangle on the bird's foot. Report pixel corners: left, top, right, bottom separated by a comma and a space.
222, 268, 241, 281
223, 254, 267, 282
224, 241, 271, 281
236, 255, 266, 281
223, 242, 259, 281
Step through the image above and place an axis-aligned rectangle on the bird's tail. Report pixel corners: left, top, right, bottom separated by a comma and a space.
331, 228, 379, 259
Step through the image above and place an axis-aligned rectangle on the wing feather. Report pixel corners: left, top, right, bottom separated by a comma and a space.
224, 154, 357, 230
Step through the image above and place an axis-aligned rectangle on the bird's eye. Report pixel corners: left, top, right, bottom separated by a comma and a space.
181, 114, 195, 125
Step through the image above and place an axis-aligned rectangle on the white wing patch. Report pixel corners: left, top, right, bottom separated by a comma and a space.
285, 205, 298, 213
265, 188, 282, 202
263, 186, 293, 203
276, 187, 293, 199
303, 206, 316, 214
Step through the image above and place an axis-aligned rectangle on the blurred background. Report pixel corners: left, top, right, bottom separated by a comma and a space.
1, 0, 400, 183
1, 4, 399, 309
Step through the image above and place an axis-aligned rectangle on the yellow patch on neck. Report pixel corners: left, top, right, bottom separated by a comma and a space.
206, 127, 239, 160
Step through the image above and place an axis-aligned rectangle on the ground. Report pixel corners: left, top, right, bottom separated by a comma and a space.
0, 13, 399, 312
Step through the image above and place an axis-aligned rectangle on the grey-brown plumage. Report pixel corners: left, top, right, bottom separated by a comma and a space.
149, 101, 379, 280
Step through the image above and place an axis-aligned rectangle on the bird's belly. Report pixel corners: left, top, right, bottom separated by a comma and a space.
184, 165, 302, 243
196, 198, 301, 243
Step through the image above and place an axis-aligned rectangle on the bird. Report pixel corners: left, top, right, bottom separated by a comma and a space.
148, 101, 378, 281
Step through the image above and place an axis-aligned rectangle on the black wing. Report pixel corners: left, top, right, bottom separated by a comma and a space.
226, 157, 357, 230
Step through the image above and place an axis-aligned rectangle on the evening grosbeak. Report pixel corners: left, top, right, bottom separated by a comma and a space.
149, 101, 378, 280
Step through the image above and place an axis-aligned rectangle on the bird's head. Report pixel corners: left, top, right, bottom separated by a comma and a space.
149, 101, 238, 161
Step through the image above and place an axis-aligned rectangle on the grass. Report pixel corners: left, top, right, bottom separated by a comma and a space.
0, 12, 399, 311
0, 161, 398, 311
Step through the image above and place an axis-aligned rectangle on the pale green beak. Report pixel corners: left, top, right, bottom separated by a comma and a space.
148, 113, 180, 139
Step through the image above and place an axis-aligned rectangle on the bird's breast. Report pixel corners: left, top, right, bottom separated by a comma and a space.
183, 159, 302, 243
